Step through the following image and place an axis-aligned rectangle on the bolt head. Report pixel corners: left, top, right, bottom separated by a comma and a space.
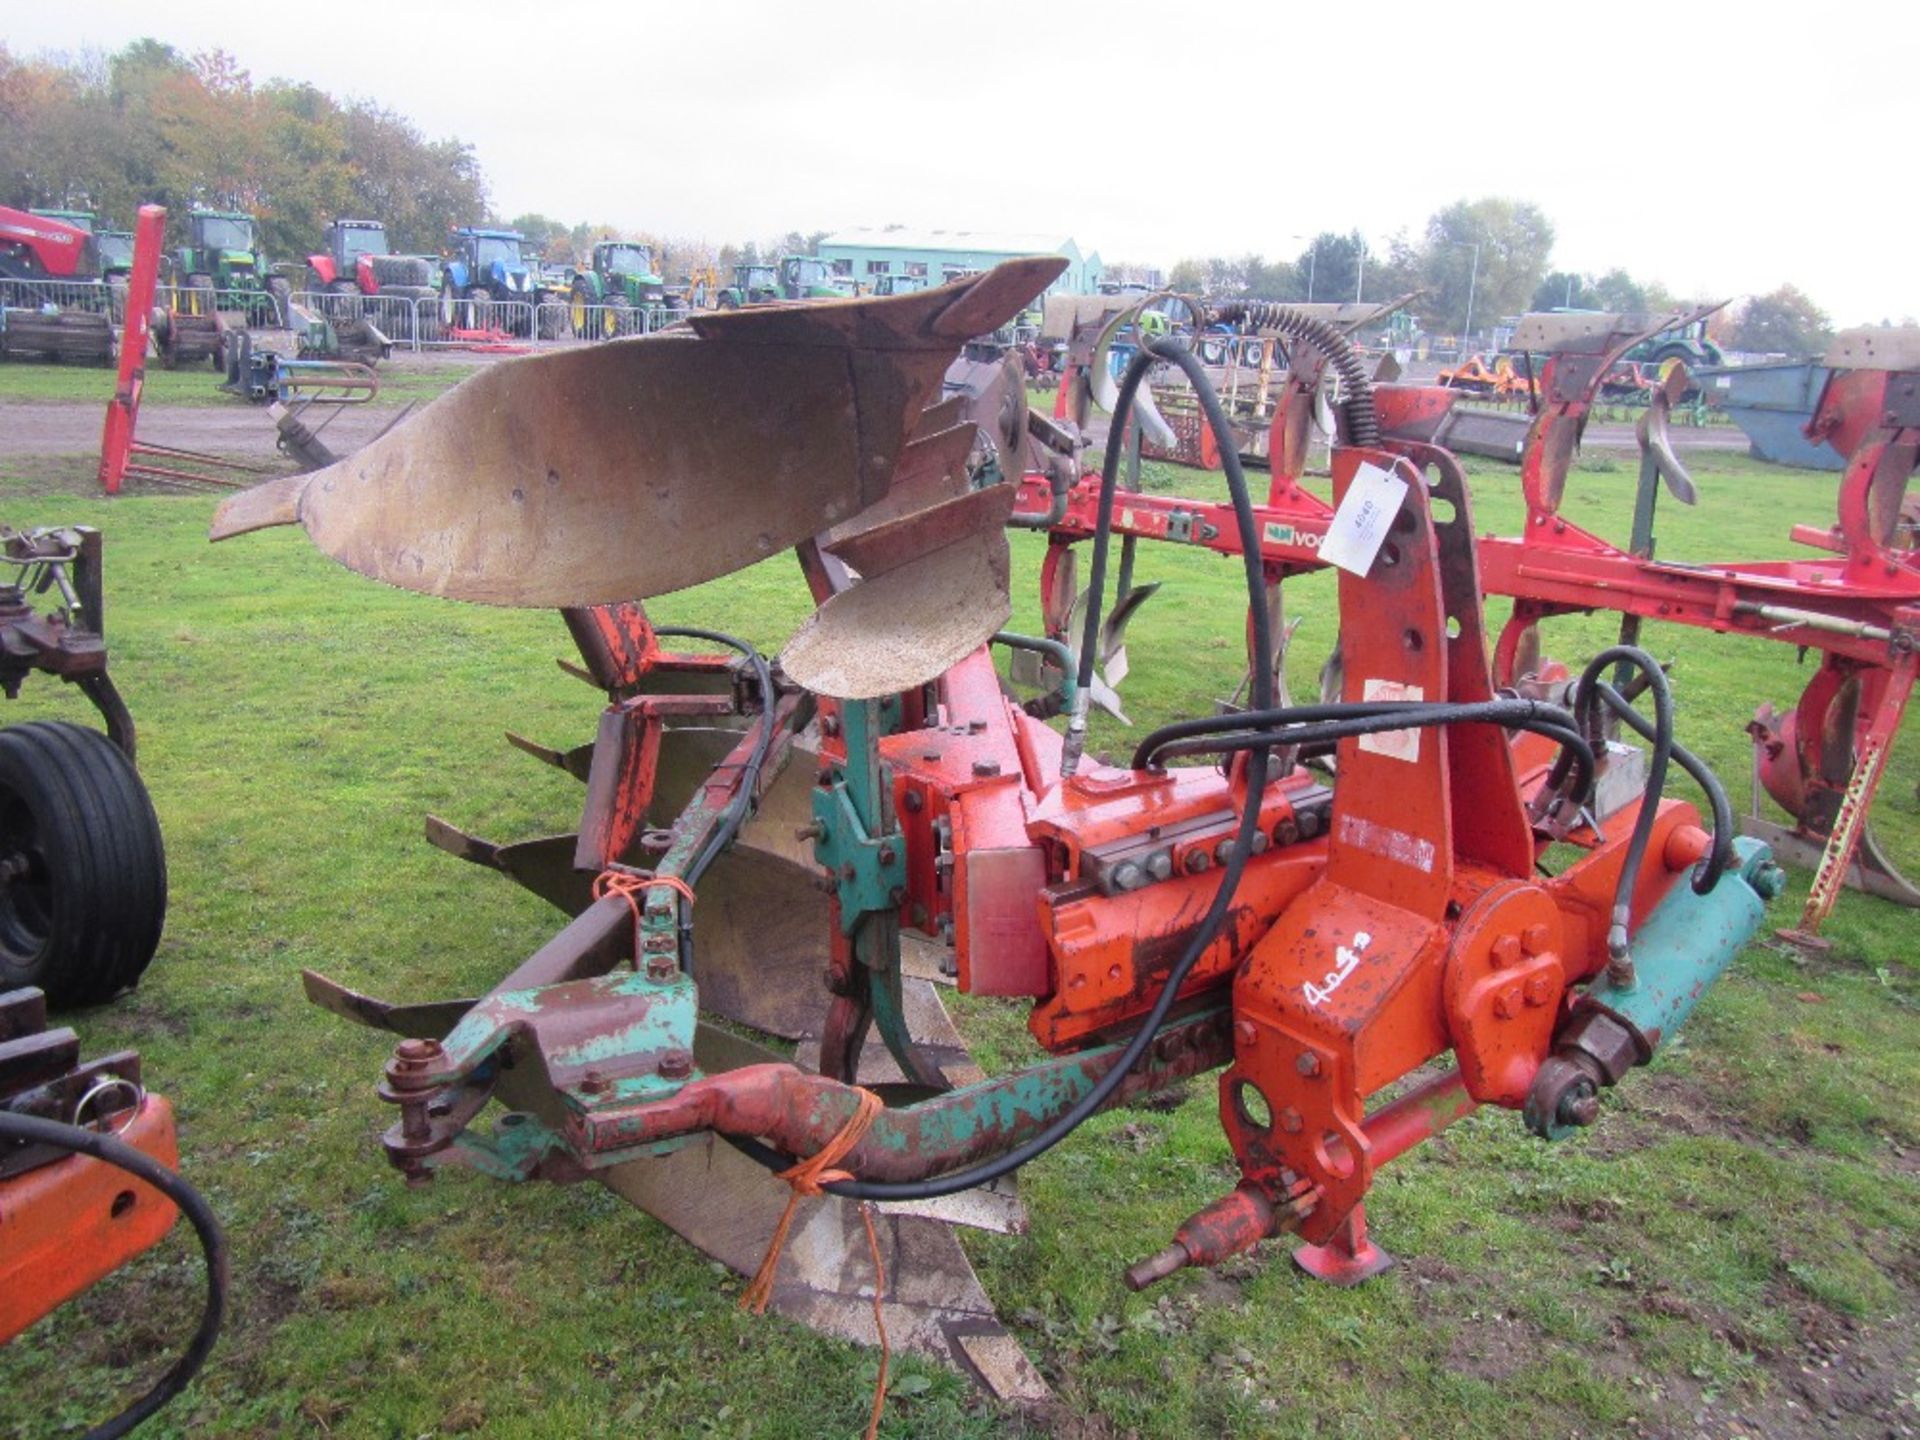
1489, 935, 1522, 969
395, 1038, 443, 1064
1524, 974, 1554, 1007
971, 759, 1001, 778
1295, 1051, 1322, 1078
645, 955, 677, 982
1521, 923, 1552, 957
657, 1049, 694, 1080
1493, 986, 1520, 1020
1278, 1107, 1304, 1134
1233, 1019, 1259, 1048
1559, 1089, 1601, 1127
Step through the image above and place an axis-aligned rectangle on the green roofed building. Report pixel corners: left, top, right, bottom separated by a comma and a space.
817, 227, 1102, 296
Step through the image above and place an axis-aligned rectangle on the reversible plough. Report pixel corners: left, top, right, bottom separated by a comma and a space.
211, 264, 1783, 1404
1017, 304, 1920, 945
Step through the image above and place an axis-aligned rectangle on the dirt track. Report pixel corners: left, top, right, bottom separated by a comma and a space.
0, 400, 398, 460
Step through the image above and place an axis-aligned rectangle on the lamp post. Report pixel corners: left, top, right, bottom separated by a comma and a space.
1355, 240, 1365, 303
1454, 241, 1481, 351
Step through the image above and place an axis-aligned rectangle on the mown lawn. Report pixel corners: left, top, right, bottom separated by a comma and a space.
0, 353, 478, 408
0, 401, 1913, 1439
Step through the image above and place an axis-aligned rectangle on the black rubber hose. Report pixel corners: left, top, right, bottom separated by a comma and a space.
1208, 301, 1378, 446
1562, 646, 1674, 967
779, 337, 1277, 1203
0, 1109, 227, 1440
1591, 680, 1732, 894
1151, 709, 1597, 805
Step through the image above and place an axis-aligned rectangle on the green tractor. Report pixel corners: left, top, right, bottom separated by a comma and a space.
30, 209, 135, 321
568, 240, 685, 338
713, 255, 849, 309
177, 209, 289, 327
1621, 315, 1725, 377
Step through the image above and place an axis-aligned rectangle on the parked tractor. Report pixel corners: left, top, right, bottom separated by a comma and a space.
713, 255, 849, 309
439, 227, 537, 334
0, 205, 96, 282
305, 219, 435, 315
870, 273, 927, 297
176, 209, 289, 327
568, 240, 683, 337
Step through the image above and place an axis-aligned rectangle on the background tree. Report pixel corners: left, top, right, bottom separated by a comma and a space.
1418, 197, 1555, 335
1729, 285, 1833, 356
1295, 231, 1365, 303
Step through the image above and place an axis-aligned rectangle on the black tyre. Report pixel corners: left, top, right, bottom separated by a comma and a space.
0, 721, 167, 1009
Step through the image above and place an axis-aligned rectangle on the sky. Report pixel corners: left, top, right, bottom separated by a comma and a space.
11, 1, 1918, 325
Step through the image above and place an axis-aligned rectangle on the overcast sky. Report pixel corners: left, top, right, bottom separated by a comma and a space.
12, 1, 1916, 324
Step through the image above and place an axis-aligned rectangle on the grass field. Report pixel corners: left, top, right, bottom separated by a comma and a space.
0, 355, 479, 408
0, 381, 1914, 1439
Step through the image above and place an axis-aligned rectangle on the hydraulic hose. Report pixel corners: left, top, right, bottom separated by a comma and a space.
0, 1109, 227, 1440
1208, 301, 1378, 446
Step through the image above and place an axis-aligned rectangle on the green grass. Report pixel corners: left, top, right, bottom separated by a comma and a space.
0, 355, 478, 407
0, 403, 1913, 1438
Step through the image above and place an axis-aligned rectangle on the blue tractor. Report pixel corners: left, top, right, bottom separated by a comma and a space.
439, 227, 537, 334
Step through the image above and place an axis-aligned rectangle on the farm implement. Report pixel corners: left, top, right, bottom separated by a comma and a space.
0, 529, 223, 1435
1014, 299, 1918, 944
209, 265, 1779, 1411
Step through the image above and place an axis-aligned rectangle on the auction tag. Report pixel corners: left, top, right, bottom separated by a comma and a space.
1319, 462, 1409, 577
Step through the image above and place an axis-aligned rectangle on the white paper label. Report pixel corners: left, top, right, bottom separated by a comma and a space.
1359, 678, 1423, 761
1318, 461, 1409, 577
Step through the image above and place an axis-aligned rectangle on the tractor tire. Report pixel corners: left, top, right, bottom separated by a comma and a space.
467, 286, 493, 332
0, 721, 167, 1010
537, 295, 568, 341
368, 254, 431, 289
440, 278, 466, 331
569, 283, 594, 339
715, 292, 737, 310
608, 295, 634, 338
266, 276, 293, 329
107, 278, 129, 327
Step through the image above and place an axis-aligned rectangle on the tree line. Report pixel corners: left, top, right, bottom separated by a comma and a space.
1161, 197, 1842, 356
0, 41, 1853, 353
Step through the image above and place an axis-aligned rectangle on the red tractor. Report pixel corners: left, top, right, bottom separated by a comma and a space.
0, 205, 96, 281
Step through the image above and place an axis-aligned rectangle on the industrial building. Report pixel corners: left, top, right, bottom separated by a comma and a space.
817, 227, 1103, 295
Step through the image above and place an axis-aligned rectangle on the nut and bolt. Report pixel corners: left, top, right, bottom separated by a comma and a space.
656, 1049, 694, 1080
1146, 851, 1173, 882
1520, 923, 1552, 956
1524, 974, 1555, 1007
1277, 1106, 1304, 1134
1111, 861, 1145, 892
579, 1069, 609, 1095
1489, 935, 1522, 970
1558, 1088, 1601, 1128
1295, 1052, 1322, 1078
1183, 850, 1211, 874
645, 954, 678, 983
794, 821, 826, 843
1234, 1019, 1259, 1048
877, 844, 896, 865
971, 759, 1001, 778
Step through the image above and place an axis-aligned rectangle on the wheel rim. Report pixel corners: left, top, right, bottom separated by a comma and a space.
571, 295, 587, 334
0, 785, 51, 967
603, 307, 620, 340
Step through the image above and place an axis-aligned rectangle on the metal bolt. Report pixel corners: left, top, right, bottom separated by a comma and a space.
794, 821, 826, 842
1214, 839, 1237, 863
1520, 923, 1552, 956
394, 1038, 443, 1066
1524, 974, 1554, 1007
1558, 1089, 1600, 1127
1183, 850, 1211, 874
1146, 851, 1173, 882
645, 954, 677, 983
1278, 1107, 1304, 1134
1273, 819, 1299, 847
903, 791, 924, 814
888, 886, 906, 906
580, 1069, 608, 1094
1297, 809, 1321, 839
1249, 832, 1270, 855
877, 844, 896, 866
1490, 935, 1521, 970
1493, 985, 1521, 1020
657, 1050, 694, 1080
1295, 1051, 1322, 1078
971, 759, 1001, 778
967, 718, 988, 733
1112, 861, 1145, 892
1153, 1032, 1183, 1063
1234, 1019, 1259, 1048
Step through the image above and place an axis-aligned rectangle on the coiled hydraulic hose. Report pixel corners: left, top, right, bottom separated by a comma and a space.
1207, 301, 1379, 446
